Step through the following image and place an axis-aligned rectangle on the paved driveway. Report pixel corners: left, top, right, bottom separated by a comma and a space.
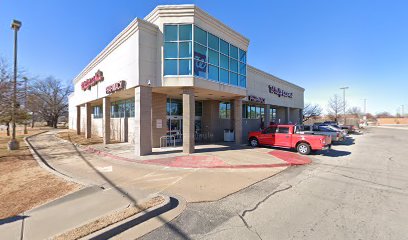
141, 127, 408, 240
29, 131, 292, 202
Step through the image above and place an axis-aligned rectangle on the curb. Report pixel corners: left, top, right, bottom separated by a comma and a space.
24, 131, 90, 186
81, 194, 176, 240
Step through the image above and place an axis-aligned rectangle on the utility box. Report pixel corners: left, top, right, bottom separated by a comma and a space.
223, 129, 235, 142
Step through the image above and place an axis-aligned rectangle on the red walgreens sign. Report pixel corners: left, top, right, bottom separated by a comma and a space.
81, 70, 104, 91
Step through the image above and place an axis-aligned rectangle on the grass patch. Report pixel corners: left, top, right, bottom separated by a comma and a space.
0, 127, 80, 219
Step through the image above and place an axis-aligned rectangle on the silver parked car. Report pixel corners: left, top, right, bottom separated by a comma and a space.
299, 125, 344, 142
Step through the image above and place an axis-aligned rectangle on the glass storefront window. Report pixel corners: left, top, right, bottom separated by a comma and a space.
230, 58, 238, 73
179, 42, 192, 58
164, 24, 192, 76
242, 103, 264, 119
164, 59, 177, 75
230, 45, 238, 59
219, 102, 231, 119
111, 98, 135, 118
179, 59, 192, 75
194, 26, 207, 46
93, 106, 103, 119
230, 72, 238, 86
164, 25, 177, 41
220, 39, 229, 56
239, 48, 247, 63
208, 49, 219, 66
220, 68, 229, 84
208, 65, 219, 81
208, 33, 219, 51
220, 54, 229, 69
192, 26, 246, 88
179, 24, 192, 40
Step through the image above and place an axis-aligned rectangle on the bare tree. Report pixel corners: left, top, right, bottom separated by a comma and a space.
327, 94, 344, 121
347, 106, 362, 117
29, 76, 72, 128
303, 103, 322, 122
376, 112, 393, 118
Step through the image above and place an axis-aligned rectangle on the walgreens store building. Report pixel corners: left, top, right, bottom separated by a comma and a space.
68, 5, 304, 156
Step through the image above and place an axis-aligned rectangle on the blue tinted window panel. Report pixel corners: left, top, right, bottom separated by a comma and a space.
208, 49, 219, 66
239, 63, 246, 75
239, 48, 247, 63
208, 33, 219, 51
194, 60, 207, 78
220, 39, 229, 55
230, 72, 238, 86
220, 54, 229, 69
194, 43, 207, 62
230, 58, 238, 72
179, 42, 192, 58
194, 26, 207, 46
208, 65, 219, 81
239, 75, 246, 87
164, 42, 178, 58
230, 45, 238, 59
179, 59, 192, 75
220, 69, 229, 84
164, 25, 178, 41
164, 59, 177, 75
179, 24, 192, 41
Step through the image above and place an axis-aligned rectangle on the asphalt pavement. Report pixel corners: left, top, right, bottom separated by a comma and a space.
141, 127, 408, 240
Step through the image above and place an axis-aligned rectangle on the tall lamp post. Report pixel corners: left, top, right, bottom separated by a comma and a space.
340, 86, 349, 125
8, 19, 22, 150
23, 76, 28, 134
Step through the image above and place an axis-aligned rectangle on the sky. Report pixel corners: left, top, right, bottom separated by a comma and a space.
1, 0, 407, 115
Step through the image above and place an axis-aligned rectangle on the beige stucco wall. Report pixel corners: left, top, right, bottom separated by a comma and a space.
247, 66, 304, 109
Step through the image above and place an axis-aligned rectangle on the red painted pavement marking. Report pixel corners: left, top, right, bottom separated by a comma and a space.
268, 150, 312, 165
83, 146, 311, 169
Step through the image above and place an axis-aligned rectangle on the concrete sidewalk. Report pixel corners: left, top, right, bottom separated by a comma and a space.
0, 186, 152, 240
0, 131, 171, 240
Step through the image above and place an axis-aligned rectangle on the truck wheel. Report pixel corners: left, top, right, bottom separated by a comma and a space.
297, 143, 311, 155
249, 138, 259, 147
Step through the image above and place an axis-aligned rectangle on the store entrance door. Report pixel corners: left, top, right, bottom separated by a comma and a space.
167, 116, 183, 145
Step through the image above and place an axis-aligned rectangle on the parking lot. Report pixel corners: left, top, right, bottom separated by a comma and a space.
142, 127, 408, 240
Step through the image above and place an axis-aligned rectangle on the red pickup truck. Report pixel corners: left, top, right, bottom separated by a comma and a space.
248, 124, 331, 155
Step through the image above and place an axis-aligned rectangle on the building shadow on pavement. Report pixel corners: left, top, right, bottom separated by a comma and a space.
333, 137, 355, 146
70, 143, 191, 239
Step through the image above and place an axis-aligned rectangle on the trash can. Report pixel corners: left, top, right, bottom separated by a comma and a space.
223, 129, 235, 142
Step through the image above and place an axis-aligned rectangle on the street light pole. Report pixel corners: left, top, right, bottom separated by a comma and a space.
340, 87, 349, 125
23, 76, 28, 134
8, 19, 22, 151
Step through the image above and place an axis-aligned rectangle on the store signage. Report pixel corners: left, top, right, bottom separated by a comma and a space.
248, 95, 265, 104
194, 52, 207, 75
106, 80, 126, 94
81, 70, 104, 91
268, 85, 293, 98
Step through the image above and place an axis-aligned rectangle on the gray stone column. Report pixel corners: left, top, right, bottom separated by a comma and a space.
103, 97, 111, 144
85, 103, 92, 138
134, 86, 152, 156
76, 106, 81, 135
286, 107, 290, 124
182, 88, 195, 154
265, 105, 270, 126
234, 98, 243, 144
